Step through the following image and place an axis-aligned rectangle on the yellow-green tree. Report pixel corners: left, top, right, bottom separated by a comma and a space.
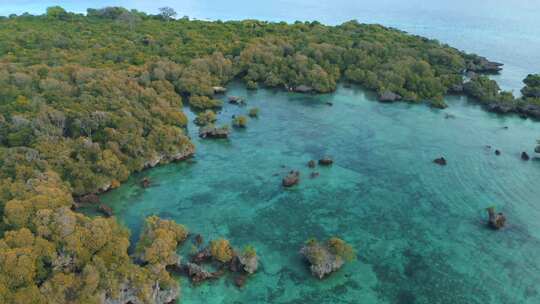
210, 238, 233, 263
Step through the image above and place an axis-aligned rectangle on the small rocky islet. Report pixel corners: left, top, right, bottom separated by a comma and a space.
486, 207, 507, 230
171, 238, 260, 288
300, 237, 356, 279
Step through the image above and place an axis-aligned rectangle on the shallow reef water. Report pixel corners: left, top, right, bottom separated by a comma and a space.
100, 83, 540, 303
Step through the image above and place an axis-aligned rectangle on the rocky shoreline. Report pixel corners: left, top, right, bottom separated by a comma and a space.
484, 102, 540, 119
73, 143, 195, 213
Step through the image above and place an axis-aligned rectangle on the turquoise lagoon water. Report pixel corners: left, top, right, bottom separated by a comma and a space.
101, 83, 540, 303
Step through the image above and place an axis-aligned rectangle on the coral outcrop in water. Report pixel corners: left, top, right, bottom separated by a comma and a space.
185, 239, 259, 287
233, 246, 259, 288
228, 96, 246, 105
283, 170, 300, 187
233, 115, 249, 128
238, 246, 259, 274
300, 238, 355, 279
487, 207, 506, 230
249, 107, 260, 118
191, 248, 213, 264
184, 262, 222, 284
300, 240, 344, 279
141, 177, 151, 188
433, 157, 447, 166
318, 156, 334, 166
199, 125, 230, 139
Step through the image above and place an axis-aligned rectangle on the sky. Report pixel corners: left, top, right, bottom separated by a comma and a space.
2, 0, 539, 25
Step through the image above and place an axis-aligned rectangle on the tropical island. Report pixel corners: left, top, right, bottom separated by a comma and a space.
1, 6, 540, 304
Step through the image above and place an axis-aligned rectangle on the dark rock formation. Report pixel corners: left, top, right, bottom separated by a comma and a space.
433, 157, 447, 166
98, 204, 113, 217
228, 96, 245, 105
466, 55, 503, 74
229, 255, 242, 273
378, 91, 402, 102
486, 103, 515, 114
307, 160, 316, 168
184, 263, 220, 284
300, 242, 344, 279
318, 157, 333, 166
141, 177, 151, 188
521, 152, 530, 161
166, 263, 183, 274
194, 234, 203, 246
487, 207, 506, 230
495, 150, 501, 156
517, 104, 540, 119
191, 248, 212, 264
294, 85, 314, 93
199, 125, 229, 139
78, 193, 100, 205
234, 275, 247, 288
325, 102, 333, 106
283, 171, 300, 187
536, 146, 540, 154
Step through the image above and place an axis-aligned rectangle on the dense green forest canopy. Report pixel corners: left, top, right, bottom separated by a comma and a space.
1, 6, 540, 304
